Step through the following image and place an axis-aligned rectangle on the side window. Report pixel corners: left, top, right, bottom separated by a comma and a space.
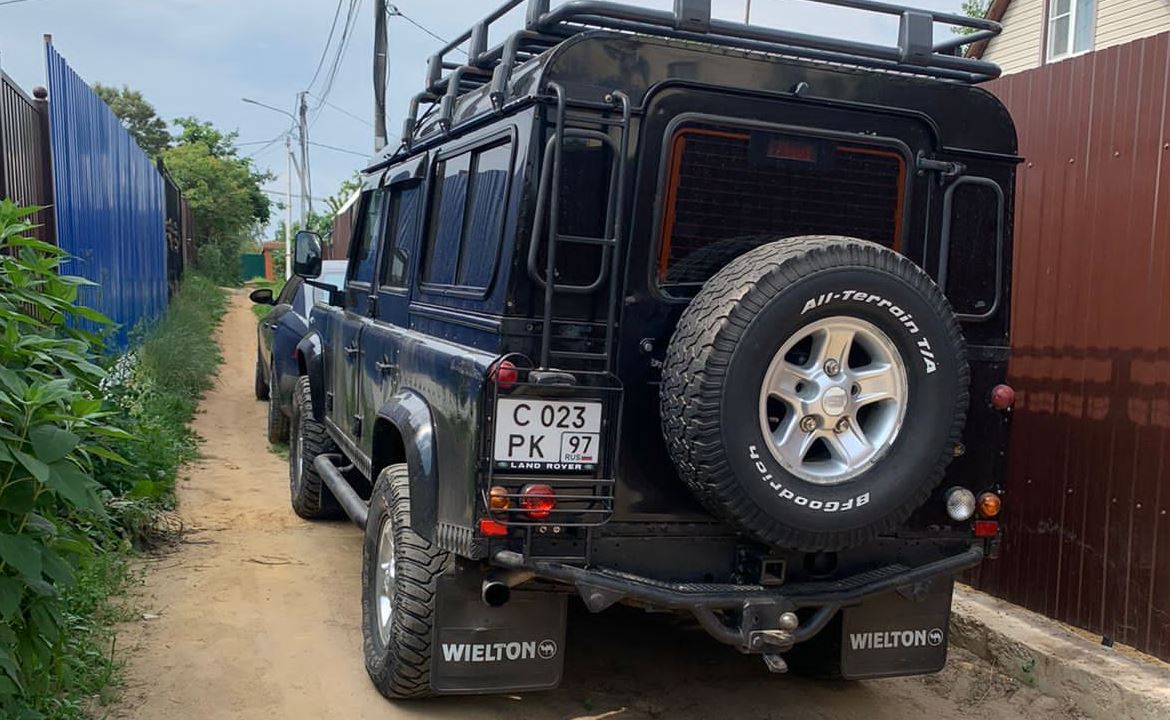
421, 138, 513, 291
349, 190, 386, 286
456, 142, 511, 288
379, 186, 422, 289
943, 178, 1004, 318
423, 155, 470, 286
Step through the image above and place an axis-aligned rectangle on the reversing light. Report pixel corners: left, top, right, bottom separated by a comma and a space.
945, 487, 977, 522
478, 518, 508, 537
488, 486, 511, 514
990, 384, 1016, 411
520, 483, 556, 520
492, 360, 518, 391
978, 492, 1002, 518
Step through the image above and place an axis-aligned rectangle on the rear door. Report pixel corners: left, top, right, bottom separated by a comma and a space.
331, 189, 388, 450
358, 179, 425, 460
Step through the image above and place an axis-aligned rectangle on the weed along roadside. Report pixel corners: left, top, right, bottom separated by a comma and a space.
0, 200, 226, 719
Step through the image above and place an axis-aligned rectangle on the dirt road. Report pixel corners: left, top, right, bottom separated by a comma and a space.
111, 291, 1074, 720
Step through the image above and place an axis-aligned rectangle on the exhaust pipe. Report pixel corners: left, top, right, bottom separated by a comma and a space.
481, 569, 536, 607
482, 580, 511, 608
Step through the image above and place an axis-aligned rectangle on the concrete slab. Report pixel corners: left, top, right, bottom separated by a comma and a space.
950, 585, 1170, 720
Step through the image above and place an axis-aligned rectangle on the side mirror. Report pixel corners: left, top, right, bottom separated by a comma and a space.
249, 288, 275, 305
293, 230, 323, 278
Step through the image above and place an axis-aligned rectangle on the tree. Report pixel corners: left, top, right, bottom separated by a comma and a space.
92, 83, 170, 158
953, 0, 991, 35
161, 118, 273, 283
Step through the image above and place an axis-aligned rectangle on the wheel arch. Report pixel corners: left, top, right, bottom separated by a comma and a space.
294, 331, 327, 422
373, 390, 438, 543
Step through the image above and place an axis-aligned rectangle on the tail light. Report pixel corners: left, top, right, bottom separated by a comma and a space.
491, 360, 518, 391
973, 520, 999, 538
520, 483, 556, 520
478, 518, 508, 537
990, 384, 1015, 411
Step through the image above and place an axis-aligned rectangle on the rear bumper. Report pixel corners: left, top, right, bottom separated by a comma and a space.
492, 544, 984, 652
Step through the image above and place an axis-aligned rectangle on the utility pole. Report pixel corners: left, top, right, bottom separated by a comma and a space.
745, 0, 752, 23
285, 136, 293, 280
298, 91, 313, 218
373, 0, 389, 152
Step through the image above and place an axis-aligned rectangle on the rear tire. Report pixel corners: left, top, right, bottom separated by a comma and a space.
254, 352, 269, 401
266, 360, 289, 444
362, 464, 452, 699
288, 376, 342, 520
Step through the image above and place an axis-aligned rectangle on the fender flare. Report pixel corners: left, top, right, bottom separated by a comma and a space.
374, 390, 439, 542
295, 331, 327, 422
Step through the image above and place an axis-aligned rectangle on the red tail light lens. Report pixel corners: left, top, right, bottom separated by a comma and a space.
973, 520, 999, 538
492, 360, 518, 391
520, 483, 556, 520
990, 384, 1016, 411
478, 518, 508, 537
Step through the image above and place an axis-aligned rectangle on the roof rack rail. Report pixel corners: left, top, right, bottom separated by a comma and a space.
397, 0, 1001, 149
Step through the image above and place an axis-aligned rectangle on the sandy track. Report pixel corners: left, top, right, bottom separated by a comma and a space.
110, 290, 1074, 719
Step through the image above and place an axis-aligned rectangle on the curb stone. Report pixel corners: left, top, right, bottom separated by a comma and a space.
949, 584, 1170, 720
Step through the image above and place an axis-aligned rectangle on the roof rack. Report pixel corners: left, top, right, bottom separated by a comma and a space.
397, 0, 1001, 150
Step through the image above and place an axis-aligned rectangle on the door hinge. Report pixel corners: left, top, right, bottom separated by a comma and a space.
915, 151, 965, 180
325, 392, 334, 412
352, 415, 362, 438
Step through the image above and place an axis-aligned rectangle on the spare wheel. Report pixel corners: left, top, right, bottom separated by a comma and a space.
660, 236, 969, 551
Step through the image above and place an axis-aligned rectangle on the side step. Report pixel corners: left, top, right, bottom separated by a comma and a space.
313, 453, 369, 529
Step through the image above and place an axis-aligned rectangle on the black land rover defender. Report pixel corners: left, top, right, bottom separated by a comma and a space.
288, 0, 1017, 699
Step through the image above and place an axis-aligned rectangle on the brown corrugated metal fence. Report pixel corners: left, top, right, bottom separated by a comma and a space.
0, 69, 54, 242
968, 32, 1170, 661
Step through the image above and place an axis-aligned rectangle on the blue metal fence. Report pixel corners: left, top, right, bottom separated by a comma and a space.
45, 41, 167, 348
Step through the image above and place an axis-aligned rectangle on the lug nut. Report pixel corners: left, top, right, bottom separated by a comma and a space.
800, 416, 818, 432
835, 417, 850, 433
824, 359, 841, 376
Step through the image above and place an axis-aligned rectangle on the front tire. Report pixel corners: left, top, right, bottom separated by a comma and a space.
288, 376, 342, 519
266, 360, 289, 444
254, 352, 269, 401
362, 464, 452, 699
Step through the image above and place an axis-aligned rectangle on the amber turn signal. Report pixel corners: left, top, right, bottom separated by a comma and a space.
978, 492, 1001, 518
488, 485, 511, 513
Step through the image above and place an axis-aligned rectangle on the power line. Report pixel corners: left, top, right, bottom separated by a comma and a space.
0, 0, 39, 7
306, 0, 347, 93
308, 140, 370, 158
306, 92, 373, 128
386, 4, 464, 53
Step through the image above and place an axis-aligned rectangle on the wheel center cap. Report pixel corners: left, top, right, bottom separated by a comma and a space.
821, 386, 848, 417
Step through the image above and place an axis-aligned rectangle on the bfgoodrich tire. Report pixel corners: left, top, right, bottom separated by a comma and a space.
288, 376, 342, 520
362, 464, 452, 699
661, 236, 968, 551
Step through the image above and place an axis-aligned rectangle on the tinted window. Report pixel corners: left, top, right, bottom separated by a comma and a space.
421, 138, 512, 290
457, 142, 511, 288
380, 186, 422, 289
350, 191, 386, 285
423, 155, 470, 285
945, 180, 1002, 316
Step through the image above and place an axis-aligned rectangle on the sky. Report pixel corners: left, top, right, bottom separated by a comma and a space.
0, 0, 966, 240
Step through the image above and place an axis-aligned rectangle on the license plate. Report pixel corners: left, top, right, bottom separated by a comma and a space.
493, 399, 602, 470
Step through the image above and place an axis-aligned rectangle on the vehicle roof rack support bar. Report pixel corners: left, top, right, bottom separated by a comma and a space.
470, 21, 490, 62
898, 11, 933, 65
526, 0, 551, 29
674, 0, 711, 32
933, 29, 996, 54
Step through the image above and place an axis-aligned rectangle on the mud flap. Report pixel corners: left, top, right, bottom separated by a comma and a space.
839, 577, 953, 679
430, 575, 567, 695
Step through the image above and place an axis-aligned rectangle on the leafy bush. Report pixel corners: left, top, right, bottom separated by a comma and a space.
0, 201, 124, 718
0, 200, 226, 718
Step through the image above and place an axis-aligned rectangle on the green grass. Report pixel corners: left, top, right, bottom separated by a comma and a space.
35, 274, 229, 719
